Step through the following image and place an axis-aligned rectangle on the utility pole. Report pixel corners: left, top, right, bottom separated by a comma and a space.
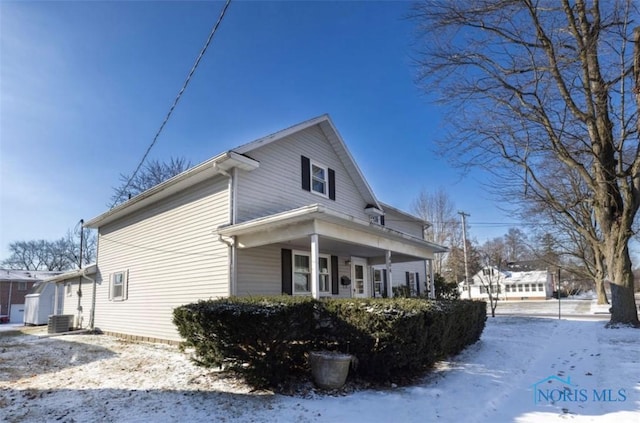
459, 211, 471, 299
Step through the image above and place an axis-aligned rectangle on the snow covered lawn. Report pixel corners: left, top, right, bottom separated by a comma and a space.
1, 316, 638, 422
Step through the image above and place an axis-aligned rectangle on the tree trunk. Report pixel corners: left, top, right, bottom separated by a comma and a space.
606, 243, 639, 326
595, 278, 609, 305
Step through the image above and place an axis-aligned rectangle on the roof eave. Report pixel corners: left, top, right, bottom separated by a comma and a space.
85, 152, 259, 228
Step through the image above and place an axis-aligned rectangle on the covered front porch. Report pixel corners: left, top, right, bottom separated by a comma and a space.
217, 204, 447, 299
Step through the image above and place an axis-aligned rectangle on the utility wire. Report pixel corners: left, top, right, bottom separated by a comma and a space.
111, 0, 233, 208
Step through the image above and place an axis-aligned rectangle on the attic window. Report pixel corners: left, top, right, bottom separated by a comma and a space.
311, 163, 327, 196
301, 156, 335, 200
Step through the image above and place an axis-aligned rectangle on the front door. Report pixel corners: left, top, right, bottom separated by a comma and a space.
351, 257, 368, 298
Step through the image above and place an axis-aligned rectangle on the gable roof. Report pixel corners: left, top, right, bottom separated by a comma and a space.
86, 115, 381, 228
233, 114, 381, 210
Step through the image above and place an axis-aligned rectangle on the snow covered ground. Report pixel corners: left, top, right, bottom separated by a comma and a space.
1, 302, 638, 422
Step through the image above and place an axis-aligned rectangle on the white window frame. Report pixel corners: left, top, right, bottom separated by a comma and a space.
292, 250, 331, 295
310, 161, 328, 197
110, 270, 128, 301
65, 282, 72, 297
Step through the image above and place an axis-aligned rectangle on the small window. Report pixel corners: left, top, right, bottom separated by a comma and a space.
311, 163, 328, 196
518, 284, 523, 292
524, 283, 530, 292
531, 284, 537, 292
65, 282, 72, 297
505, 285, 511, 293
18, 282, 27, 291
110, 271, 128, 301
538, 283, 544, 291
479, 286, 486, 294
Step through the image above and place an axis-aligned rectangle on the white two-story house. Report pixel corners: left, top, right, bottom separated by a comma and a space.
84, 115, 447, 342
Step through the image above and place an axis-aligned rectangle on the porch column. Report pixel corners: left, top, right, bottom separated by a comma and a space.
310, 233, 319, 299
386, 250, 393, 298
54, 283, 59, 315
429, 259, 436, 299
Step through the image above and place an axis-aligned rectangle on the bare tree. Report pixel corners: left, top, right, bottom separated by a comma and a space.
110, 157, 191, 206
413, 0, 640, 326
2, 230, 96, 271
411, 187, 460, 274
477, 262, 503, 318
504, 228, 531, 262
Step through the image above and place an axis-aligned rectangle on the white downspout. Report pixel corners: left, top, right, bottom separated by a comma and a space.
81, 271, 96, 330
214, 164, 237, 296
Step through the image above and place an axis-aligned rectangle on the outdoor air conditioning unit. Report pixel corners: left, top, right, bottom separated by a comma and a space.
48, 314, 73, 334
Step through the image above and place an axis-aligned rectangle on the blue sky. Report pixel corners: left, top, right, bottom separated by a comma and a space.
0, 0, 517, 260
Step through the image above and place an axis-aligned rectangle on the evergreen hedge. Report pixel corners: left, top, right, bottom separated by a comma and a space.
173, 296, 486, 389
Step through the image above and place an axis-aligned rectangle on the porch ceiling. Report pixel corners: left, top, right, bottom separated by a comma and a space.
216, 204, 446, 262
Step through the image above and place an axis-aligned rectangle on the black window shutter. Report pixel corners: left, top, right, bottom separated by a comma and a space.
281, 249, 292, 295
416, 272, 421, 296
328, 168, 336, 200
331, 255, 339, 295
406, 272, 411, 293
382, 269, 388, 297
301, 156, 311, 191
380, 215, 385, 226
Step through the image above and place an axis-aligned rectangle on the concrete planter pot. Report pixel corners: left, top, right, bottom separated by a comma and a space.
309, 351, 353, 389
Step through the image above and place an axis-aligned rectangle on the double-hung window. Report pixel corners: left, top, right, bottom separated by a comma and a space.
301, 156, 335, 200
311, 163, 328, 196
110, 270, 128, 301
293, 251, 330, 295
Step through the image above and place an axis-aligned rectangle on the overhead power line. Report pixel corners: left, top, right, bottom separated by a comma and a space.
111, 0, 233, 208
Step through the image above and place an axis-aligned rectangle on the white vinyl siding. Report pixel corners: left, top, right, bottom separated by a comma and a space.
58, 277, 95, 327
235, 245, 283, 296
94, 177, 230, 342
382, 208, 425, 239
235, 126, 371, 223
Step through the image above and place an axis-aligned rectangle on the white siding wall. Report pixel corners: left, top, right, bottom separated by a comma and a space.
59, 277, 94, 328
95, 177, 230, 342
236, 245, 282, 296
236, 126, 371, 223
383, 208, 424, 238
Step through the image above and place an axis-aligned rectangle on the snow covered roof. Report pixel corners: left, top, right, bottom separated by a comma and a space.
0, 269, 62, 282
503, 270, 548, 285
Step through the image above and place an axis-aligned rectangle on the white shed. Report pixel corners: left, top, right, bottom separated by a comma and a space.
24, 282, 59, 325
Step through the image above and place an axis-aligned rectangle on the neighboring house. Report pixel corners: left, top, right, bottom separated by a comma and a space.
0, 269, 62, 323
459, 266, 553, 301
85, 115, 447, 342
42, 264, 97, 329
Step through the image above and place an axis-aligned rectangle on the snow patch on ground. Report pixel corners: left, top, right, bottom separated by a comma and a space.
1, 313, 639, 422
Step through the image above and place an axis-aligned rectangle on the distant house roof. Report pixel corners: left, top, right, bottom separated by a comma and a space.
0, 269, 63, 282
504, 270, 548, 285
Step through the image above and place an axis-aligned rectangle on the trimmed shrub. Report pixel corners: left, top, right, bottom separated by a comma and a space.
318, 298, 485, 381
173, 296, 486, 389
173, 296, 317, 387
